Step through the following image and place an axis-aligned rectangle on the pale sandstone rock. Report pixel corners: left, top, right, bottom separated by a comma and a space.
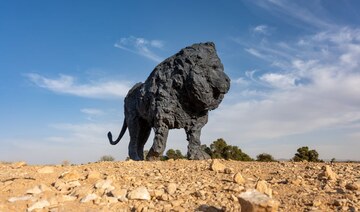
94, 179, 114, 191
80, 193, 99, 203
86, 170, 102, 179
127, 186, 151, 200
319, 165, 337, 181
166, 183, 177, 195
12, 161, 27, 169
61, 195, 77, 202
37, 166, 54, 174
27, 200, 50, 212
110, 189, 128, 201
210, 159, 226, 173
59, 170, 82, 182
26, 185, 42, 195
233, 172, 246, 185
256, 180, 273, 198
238, 189, 279, 212
8, 195, 32, 202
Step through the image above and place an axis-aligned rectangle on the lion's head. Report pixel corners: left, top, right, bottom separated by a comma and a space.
181, 42, 230, 111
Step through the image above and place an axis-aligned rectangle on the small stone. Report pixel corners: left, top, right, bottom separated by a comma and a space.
255, 180, 272, 197
233, 172, 246, 185
8, 195, 32, 202
94, 179, 114, 191
27, 200, 50, 212
86, 170, 102, 179
171, 199, 183, 207
312, 199, 322, 207
37, 166, 54, 174
12, 161, 27, 169
67, 180, 81, 188
53, 180, 67, 192
80, 193, 98, 203
60, 170, 81, 182
26, 186, 43, 195
210, 159, 226, 173
238, 189, 279, 212
319, 165, 337, 181
110, 189, 128, 201
127, 186, 151, 200
61, 195, 77, 202
224, 168, 234, 174
166, 183, 177, 195
345, 181, 360, 191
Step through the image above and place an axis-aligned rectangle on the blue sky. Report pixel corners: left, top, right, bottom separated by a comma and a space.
1, 0, 360, 164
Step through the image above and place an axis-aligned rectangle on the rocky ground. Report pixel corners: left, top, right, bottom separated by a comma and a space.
0, 160, 359, 212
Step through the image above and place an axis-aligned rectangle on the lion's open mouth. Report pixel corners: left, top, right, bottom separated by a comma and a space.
212, 87, 221, 100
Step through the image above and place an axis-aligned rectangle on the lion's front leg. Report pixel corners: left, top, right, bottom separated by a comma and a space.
186, 115, 211, 160
146, 126, 169, 160
146, 126, 169, 161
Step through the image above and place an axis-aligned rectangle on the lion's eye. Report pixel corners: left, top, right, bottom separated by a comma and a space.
212, 65, 217, 69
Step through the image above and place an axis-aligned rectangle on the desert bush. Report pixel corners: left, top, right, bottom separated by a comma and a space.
256, 153, 276, 162
206, 138, 253, 161
165, 149, 184, 160
99, 155, 115, 162
293, 146, 320, 162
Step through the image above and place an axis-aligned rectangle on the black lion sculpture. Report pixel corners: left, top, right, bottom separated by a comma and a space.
108, 42, 230, 160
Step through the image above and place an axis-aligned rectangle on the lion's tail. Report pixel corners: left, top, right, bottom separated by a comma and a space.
108, 119, 127, 145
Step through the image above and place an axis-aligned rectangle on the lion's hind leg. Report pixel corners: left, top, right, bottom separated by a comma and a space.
137, 119, 151, 160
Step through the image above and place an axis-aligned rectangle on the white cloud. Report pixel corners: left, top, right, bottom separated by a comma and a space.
81, 108, 105, 116
26, 73, 131, 99
260, 73, 296, 89
252, 25, 271, 35
114, 36, 164, 62
244, 48, 265, 59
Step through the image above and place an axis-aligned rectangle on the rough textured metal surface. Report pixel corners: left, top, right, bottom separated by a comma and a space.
108, 42, 230, 160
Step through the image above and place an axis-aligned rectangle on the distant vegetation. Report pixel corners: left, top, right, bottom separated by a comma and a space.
99, 155, 115, 162
124, 139, 331, 163
202, 138, 253, 161
292, 146, 321, 162
256, 153, 276, 162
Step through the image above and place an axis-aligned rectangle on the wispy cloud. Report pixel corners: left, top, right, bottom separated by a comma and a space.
26, 73, 131, 99
81, 108, 104, 116
114, 36, 164, 62
252, 25, 273, 35
251, 0, 333, 29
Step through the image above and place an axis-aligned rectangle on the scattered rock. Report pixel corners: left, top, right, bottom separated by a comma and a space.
80, 193, 99, 203
61, 195, 77, 202
224, 168, 234, 174
210, 159, 226, 173
27, 200, 50, 212
238, 189, 279, 212
319, 165, 337, 181
127, 186, 151, 200
86, 170, 102, 179
166, 183, 177, 195
94, 179, 114, 191
8, 195, 32, 202
233, 172, 246, 185
26, 186, 42, 195
110, 189, 128, 201
255, 180, 272, 197
12, 161, 27, 169
345, 181, 360, 190
37, 166, 54, 174
312, 199, 322, 207
60, 170, 82, 182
